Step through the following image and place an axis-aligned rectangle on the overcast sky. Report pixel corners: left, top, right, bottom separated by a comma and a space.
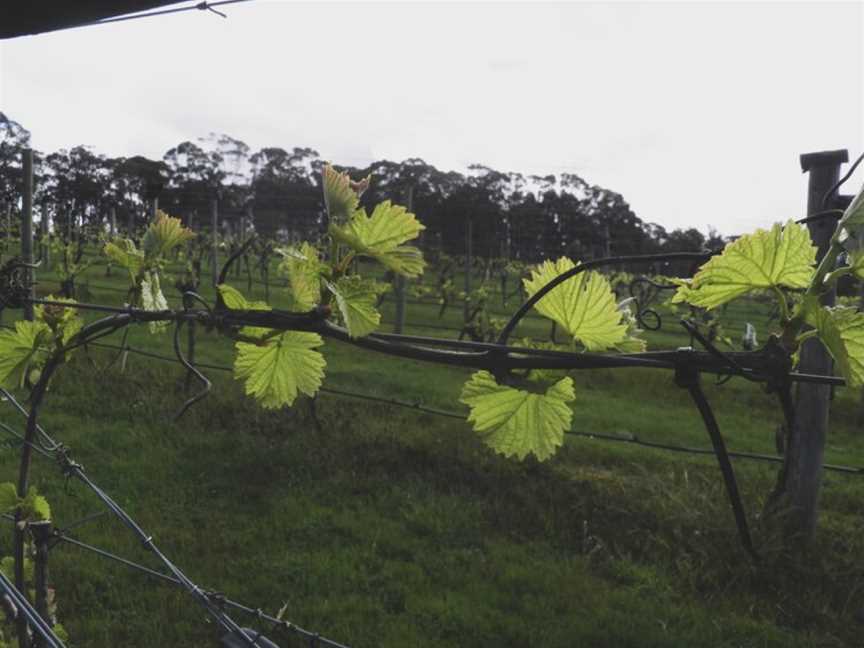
1, 1, 862, 235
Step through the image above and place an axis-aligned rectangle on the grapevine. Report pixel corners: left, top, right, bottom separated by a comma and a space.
0, 164, 862, 645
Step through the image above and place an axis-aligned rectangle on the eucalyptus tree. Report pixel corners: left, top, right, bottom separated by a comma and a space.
0, 113, 31, 238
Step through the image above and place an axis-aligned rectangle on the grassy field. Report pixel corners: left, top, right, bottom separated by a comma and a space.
0, 251, 863, 647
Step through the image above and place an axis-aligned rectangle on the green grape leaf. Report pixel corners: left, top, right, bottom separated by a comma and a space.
323, 164, 367, 225
0, 555, 33, 582
325, 276, 388, 338
329, 201, 426, 277
52, 625, 70, 644
36, 297, 83, 346
846, 252, 864, 280
614, 297, 647, 352
142, 211, 194, 260
233, 332, 326, 408
840, 183, 864, 229
141, 271, 169, 333
673, 221, 816, 309
802, 298, 864, 388
0, 483, 18, 513
839, 185, 864, 252
217, 284, 270, 311
523, 257, 629, 351
276, 243, 324, 311
218, 284, 273, 340
21, 487, 51, 521
460, 370, 575, 461
0, 321, 50, 388
104, 238, 144, 280
615, 337, 647, 353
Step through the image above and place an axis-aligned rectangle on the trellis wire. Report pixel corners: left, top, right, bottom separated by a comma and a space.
60, 339, 864, 475
50, 532, 350, 647
0, 569, 65, 648
0, 390, 345, 648
1, 243, 859, 640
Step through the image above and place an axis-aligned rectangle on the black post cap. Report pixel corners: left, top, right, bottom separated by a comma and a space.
800, 149, 849, 173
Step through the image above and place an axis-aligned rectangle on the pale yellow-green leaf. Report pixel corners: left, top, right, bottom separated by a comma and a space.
0, 483, 18, 513
329, 201, 426, 277
0, 321, 50, 388
276, 243, 323, 311
460, 371, 574, 461
673, 221, 816, 309
0, 556, 32, 583
323, 164, 366, 225
847, 252, 864, 280
802, 298, 864, 387
840, 182, 864, 229
839, 185, 864, 253
233, 331, 326, 408
522, 257, 629, 351
615, 337, 648, 353
217, 284, 270, 311
35, 297, 83, 346
141, 271, 169, 333
142, 210, 194, 260
326, 276, 388, 338
104, 238, 144, 281
218, 284, 273, 340
614, 298, 646, 352
21, 487, 50, 521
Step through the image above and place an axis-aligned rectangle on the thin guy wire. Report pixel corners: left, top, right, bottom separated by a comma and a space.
48, 533, 350, 648
78, 0, 253, 28
73, 339, 864, 474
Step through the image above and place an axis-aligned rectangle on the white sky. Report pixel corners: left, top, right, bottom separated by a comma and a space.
1, 0, 862, 236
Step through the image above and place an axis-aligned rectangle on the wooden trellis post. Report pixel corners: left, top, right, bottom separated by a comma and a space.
394, 186, 412, 333
769, 149, 847, 543
464, 214, 473, 323
211, 198, 219, 287
21, 149, 34, 322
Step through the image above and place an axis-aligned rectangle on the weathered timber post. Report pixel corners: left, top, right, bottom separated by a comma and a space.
394, 186, 412, 333
40, 205, 49, 271
184, 292, 197, 394
464, 214, 473, 324
21, 149, 34, 321
769, 149, 847, 544
106, 207, 116, 276
244, 204, 253, 290
211, 198, 219, 287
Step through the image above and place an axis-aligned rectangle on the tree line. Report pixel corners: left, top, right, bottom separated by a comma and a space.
0, 112, 725, 265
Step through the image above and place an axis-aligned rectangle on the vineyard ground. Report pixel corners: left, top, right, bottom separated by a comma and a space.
0, 255, 862, 646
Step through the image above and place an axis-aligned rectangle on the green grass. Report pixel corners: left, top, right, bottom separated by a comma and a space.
0, 252, 862, 646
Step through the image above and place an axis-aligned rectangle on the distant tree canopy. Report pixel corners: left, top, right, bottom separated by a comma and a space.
0, 113, 727, 261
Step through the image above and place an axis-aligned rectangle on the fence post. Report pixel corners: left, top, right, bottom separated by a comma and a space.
211, 198, 219, 287
183, 292, 197, 394
21, 149, 34, 322
769, 149, 847, 544
40, 205, 49, 271
106, 207, 116, 276
394, 186, 412, 333
464, 214, 473, 323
